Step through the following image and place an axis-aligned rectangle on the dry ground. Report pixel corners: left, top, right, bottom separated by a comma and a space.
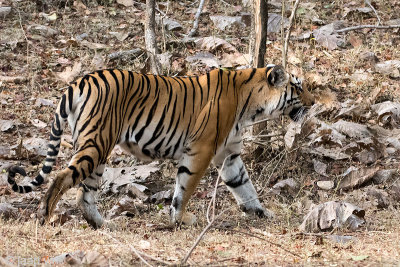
1, 0, 400, 265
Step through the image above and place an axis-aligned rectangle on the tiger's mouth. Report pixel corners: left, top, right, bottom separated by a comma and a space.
288, 106, 308, 121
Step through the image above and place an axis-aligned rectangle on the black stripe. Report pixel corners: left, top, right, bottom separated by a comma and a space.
177, 166, 193, 175
59, 94, 68, 119
244, 68, 257, 84
42, 165, 52, 174
68, 165, 80, 185
239, 89, 253, 120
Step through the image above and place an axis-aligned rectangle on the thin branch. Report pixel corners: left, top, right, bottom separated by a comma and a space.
335, 24, 400, 33
282, 0, 301, 69
187, 0, 206, 37
365, 0, 381, 25
181, 208, 228, 265
206, 153, 232, 224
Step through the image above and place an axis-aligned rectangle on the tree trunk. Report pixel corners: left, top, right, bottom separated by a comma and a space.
252, 0, 268, 158
145, 0, 160, 75
252, 0, 267, 68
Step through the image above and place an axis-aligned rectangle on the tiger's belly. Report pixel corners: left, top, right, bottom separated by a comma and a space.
119, 141, 184, 162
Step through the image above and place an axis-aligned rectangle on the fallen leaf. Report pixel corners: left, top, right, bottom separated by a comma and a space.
102, 163, 158, 191
0, 120, 14, 132
300, 201, 365, 233
312, 21, 345, 50
267, 13, 289, 33
196, 36, 238, 54
372, 169, 396, 184
22, 137, 48, 156
186, 52, 220, 68
151, 190, 172, 203
162, 17, 183, 31
271, 178, 299, 197
56, 62, 82, 84
107, 196, 141, 219
31, 119, 47, 129
209, 15, 245, 31
371, 101, 400, 127
28, 24, 58, 37
35, 98, 55, 107
116, 0, 133, 7
332, 120, 372, 139
220, 52, 251, 68
374, 60, 400, 78
313, 160, 328, 176
338, 166, 379, 190
80, 40, 109, 50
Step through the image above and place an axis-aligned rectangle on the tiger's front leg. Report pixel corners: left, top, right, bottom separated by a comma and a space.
214, 151, 274, 219
170, 145, 214, 224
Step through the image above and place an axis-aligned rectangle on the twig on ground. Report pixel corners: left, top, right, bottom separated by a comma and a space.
215, 227, 303, 258
187, 0, 206, 37
290, 24, 400, 41
99, 231, 170, 266
282, 0, 301, 69
365, 0, 381, 25
335, 24, 400, 33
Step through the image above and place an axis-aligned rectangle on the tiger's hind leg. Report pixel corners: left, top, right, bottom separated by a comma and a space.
213, 149, 274, 219
76, 164, 105, 229
38, 148, 101, 225
170, 145, 214, 224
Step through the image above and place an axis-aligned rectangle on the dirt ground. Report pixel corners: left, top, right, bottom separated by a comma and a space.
1, 0, 400, 265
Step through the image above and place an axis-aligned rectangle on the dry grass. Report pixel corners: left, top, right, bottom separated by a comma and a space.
1, 207, 400, 265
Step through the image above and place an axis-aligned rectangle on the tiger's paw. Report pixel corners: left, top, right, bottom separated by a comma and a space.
37, 203, 49, 226
240, 205, 274, 220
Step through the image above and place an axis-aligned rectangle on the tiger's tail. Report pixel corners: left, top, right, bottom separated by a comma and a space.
8, 86, 75, 193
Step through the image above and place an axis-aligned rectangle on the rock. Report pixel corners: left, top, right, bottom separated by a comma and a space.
317, 180, 335, 190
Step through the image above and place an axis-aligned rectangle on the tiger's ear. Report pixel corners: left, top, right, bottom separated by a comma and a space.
266, 65, 288, 87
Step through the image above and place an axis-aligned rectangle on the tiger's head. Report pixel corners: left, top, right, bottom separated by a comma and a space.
242, 64, 314, 123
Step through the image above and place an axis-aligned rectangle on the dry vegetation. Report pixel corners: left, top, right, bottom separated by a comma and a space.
1, 0, 400, 265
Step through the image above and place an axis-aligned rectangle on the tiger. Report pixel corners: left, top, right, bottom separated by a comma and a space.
8, 64, 314, 229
